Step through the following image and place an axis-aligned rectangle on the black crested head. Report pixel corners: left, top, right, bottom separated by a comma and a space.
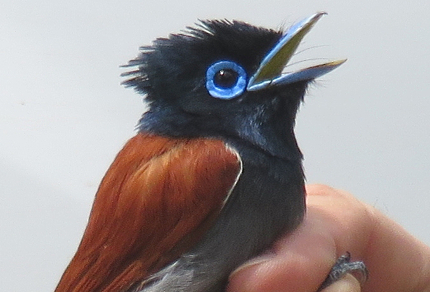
122, 14, 344, 160
122, 20, 281, 100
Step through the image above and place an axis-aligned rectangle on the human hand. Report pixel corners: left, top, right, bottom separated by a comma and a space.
227, 185, 430, 292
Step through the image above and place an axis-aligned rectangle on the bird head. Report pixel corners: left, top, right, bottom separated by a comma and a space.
122, 12, 344, 160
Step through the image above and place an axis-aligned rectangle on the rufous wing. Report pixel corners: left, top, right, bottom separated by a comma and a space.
55, 132, 241, 292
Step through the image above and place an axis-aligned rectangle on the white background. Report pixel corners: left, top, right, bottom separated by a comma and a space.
1, 0, 429, 291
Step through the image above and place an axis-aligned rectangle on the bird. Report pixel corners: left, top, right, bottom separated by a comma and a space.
55, 12, 364, 292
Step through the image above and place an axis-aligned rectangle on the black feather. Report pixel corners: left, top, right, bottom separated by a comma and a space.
121, 20, 282, 100
122, 19, 309, 161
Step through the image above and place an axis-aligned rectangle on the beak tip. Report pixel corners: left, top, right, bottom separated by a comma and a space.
247, 12, 344, 91
313, 11, 328, 22
334, 58, 348, 66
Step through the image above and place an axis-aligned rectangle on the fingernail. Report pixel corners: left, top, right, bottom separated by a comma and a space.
319, 273, 361, 292
229, 252, 275, 280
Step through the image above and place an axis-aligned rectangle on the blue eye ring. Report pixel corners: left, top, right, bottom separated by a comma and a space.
206, 61, 247, 99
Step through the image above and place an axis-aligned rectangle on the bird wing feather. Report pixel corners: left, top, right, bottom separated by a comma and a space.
55, 132, 241, 292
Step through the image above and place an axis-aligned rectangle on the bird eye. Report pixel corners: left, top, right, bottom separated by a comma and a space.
206, 61, 247, 99
214, 69, 238, 89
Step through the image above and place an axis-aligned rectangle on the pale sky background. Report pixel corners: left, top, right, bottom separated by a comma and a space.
1, 0, 430, 291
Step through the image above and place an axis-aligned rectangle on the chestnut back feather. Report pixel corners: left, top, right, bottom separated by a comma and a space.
55, 133, 240, 292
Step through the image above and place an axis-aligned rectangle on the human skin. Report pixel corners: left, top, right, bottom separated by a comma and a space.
227, 184, 430, 292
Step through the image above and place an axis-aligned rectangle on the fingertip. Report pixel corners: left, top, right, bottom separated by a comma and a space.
229, 253, 276, 281
319, 273, 362, 292
228, 185, 372, 292
227, 222, 336, 292
227, 254, 285, 292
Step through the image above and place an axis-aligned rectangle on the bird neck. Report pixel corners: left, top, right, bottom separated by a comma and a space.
138, 106, 303, 162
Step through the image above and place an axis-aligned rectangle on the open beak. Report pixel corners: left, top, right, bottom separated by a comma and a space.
247, 12, 346, 91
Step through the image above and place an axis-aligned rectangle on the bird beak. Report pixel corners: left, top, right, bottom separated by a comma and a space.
247, 12, 346, 91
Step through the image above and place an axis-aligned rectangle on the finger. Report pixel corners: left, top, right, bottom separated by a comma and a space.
305, 185, 372, 260
320, 273, 361, 292
227, 185, 371, 292
309, 185, 430, 291
227, 211, 337, 292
